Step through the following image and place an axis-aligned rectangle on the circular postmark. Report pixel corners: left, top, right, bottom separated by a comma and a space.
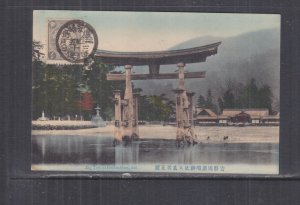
55, 20, 98, 63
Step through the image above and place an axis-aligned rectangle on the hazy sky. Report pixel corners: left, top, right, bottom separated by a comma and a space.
33, 10, 280, 52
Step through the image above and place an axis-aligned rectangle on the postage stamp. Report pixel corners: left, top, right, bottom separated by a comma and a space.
47, 19, 98, 63
32, 11, 280, 175
47, 19, 68, 61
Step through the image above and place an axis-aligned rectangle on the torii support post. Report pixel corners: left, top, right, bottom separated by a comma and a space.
187, 92, 195, 127
113, 90, 122, 143
122, 65, 139, 141
133, 93, 139, 138
174, 88, 185, 137
174, 63, 196, 146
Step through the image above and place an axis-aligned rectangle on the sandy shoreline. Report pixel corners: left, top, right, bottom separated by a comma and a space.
32, 121, 279, 144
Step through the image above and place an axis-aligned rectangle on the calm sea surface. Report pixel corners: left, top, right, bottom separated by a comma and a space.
32, 135, 278, 165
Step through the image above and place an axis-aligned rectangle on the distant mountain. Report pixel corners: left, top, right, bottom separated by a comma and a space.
132, 28, 280, 107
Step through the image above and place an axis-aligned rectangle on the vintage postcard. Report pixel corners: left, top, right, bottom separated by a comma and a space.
32, 11, 280, 175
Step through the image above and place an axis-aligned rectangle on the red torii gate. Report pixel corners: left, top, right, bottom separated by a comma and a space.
94, 42, 221, 145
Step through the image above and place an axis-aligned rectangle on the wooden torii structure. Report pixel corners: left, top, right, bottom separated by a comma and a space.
94, 42, 221, 145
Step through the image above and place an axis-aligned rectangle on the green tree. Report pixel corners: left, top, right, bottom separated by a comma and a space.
32, 63, 82, 119
32, 40, 46, 119
206, 89, 213, 108
218, 78, 274, 112
82, 62, 125, 120
138, 94, 174, 121
234, 82, 245, 108
223, 89, 235, 109
138, 94, 151, 121
32, 60, 46, 119
197, 94, 206, 108
218, 97, 224, 113
148, 95, 173, 121
257, 85, 273, 112
239, 78, 259, 108
205, 89, 217, 112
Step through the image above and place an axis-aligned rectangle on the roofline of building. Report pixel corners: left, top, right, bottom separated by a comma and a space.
222, 108, 269, 111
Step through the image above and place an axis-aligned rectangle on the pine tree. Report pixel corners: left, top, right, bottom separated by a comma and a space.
241, 78, 259, 108
197, 94, 206, 108
258, 85, 273, 112
223, 89, 235, 108
218, 97, 224, 113
206, 89, 214, 110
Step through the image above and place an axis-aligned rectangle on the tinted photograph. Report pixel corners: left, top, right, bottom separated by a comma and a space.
32, 11, 280, 174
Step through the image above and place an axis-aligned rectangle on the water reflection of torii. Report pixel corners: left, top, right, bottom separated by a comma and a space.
94, 42, 221, 146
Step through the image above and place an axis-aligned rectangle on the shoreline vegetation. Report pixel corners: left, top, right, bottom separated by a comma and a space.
32, 121, 279, 144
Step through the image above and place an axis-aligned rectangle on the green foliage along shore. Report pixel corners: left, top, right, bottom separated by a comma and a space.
197, 78, 274, 114
32, 60, 125, 120
32, 60, 176, 121
32, 60, 274, 121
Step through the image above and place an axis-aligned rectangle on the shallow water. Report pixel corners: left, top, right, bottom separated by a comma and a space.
32, 135, 278, 166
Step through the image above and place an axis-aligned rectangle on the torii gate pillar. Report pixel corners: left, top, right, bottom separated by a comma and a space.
113, 90, 122, 142
114, 65, 139, 143
187, 92, 195, 127
133, 93, 139, 138
174, 63, 196, 146
123, 65, 134, 139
